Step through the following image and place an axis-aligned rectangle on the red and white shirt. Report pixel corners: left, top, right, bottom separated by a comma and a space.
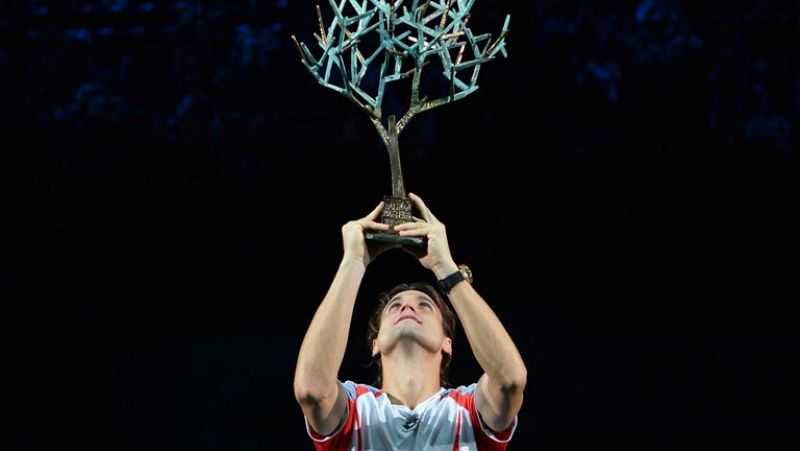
305, 380, 517, 450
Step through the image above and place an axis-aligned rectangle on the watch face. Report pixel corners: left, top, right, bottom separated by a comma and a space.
458, 265, 473, 284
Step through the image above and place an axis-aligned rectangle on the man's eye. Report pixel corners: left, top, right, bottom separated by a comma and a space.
389, 303, 400, 310
419, 302, 432, 309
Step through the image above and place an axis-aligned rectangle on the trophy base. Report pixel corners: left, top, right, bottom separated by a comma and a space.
365, 231, 426, 249
366, 195, 426, 249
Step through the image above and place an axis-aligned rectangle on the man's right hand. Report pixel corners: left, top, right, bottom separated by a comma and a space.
341, 201, 394, 267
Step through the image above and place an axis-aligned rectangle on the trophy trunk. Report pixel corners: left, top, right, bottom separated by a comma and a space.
365, 114, 425, 248
387, 114, 405, 199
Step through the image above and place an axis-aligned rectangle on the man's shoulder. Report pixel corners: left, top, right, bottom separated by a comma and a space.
442, 383, 478, 396
439, 383, 480, 409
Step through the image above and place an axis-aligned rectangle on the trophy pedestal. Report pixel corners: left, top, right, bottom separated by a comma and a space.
364, 231, 425, 248
365, 195, 426, 249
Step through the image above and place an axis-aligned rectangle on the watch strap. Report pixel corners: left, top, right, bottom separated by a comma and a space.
436, 264, 471, 294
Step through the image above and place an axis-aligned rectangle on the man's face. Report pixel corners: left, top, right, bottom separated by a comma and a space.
372, 289, 452, 358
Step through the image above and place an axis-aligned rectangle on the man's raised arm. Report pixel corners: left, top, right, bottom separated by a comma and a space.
395, 193, 527, 432
293, 202, 390, 435
442, 278, 527, 432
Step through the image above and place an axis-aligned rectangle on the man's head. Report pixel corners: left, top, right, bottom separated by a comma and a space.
367, 282, 457, 387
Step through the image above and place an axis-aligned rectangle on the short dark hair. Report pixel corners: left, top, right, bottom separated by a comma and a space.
366, 282, 457, 388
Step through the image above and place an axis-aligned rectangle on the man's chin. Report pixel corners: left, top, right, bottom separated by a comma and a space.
392, 328, 438, 346
394, 327, 421, 338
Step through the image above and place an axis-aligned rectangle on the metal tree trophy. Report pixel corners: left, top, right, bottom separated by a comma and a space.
292, 0, 509, 247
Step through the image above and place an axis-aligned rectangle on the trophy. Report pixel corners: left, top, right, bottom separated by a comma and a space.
292, 1, 509, 248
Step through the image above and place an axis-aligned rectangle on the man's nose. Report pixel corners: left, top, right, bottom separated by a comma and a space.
399, 301, 416, 312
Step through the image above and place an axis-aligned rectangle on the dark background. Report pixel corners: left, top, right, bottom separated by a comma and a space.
2, 1, 798, 449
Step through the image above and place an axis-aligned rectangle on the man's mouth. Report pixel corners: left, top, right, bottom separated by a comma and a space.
395, 313, 422, 324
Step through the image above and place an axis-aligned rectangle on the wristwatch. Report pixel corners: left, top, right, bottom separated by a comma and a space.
436, 264, 473, 294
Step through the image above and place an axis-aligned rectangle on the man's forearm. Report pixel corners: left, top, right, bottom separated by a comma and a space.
445, 281, 527, 388
294, 257, 366, 399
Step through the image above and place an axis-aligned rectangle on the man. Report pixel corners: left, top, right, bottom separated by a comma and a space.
294, 193, 527, 450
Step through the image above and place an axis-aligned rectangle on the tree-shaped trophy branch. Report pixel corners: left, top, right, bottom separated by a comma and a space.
292, 0, 509, 248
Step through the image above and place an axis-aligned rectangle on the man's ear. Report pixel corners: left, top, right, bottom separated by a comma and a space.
442, 337, 452, 356
372, 339, 379, 357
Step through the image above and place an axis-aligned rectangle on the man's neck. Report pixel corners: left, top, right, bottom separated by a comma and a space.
380, 347, 442, 409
